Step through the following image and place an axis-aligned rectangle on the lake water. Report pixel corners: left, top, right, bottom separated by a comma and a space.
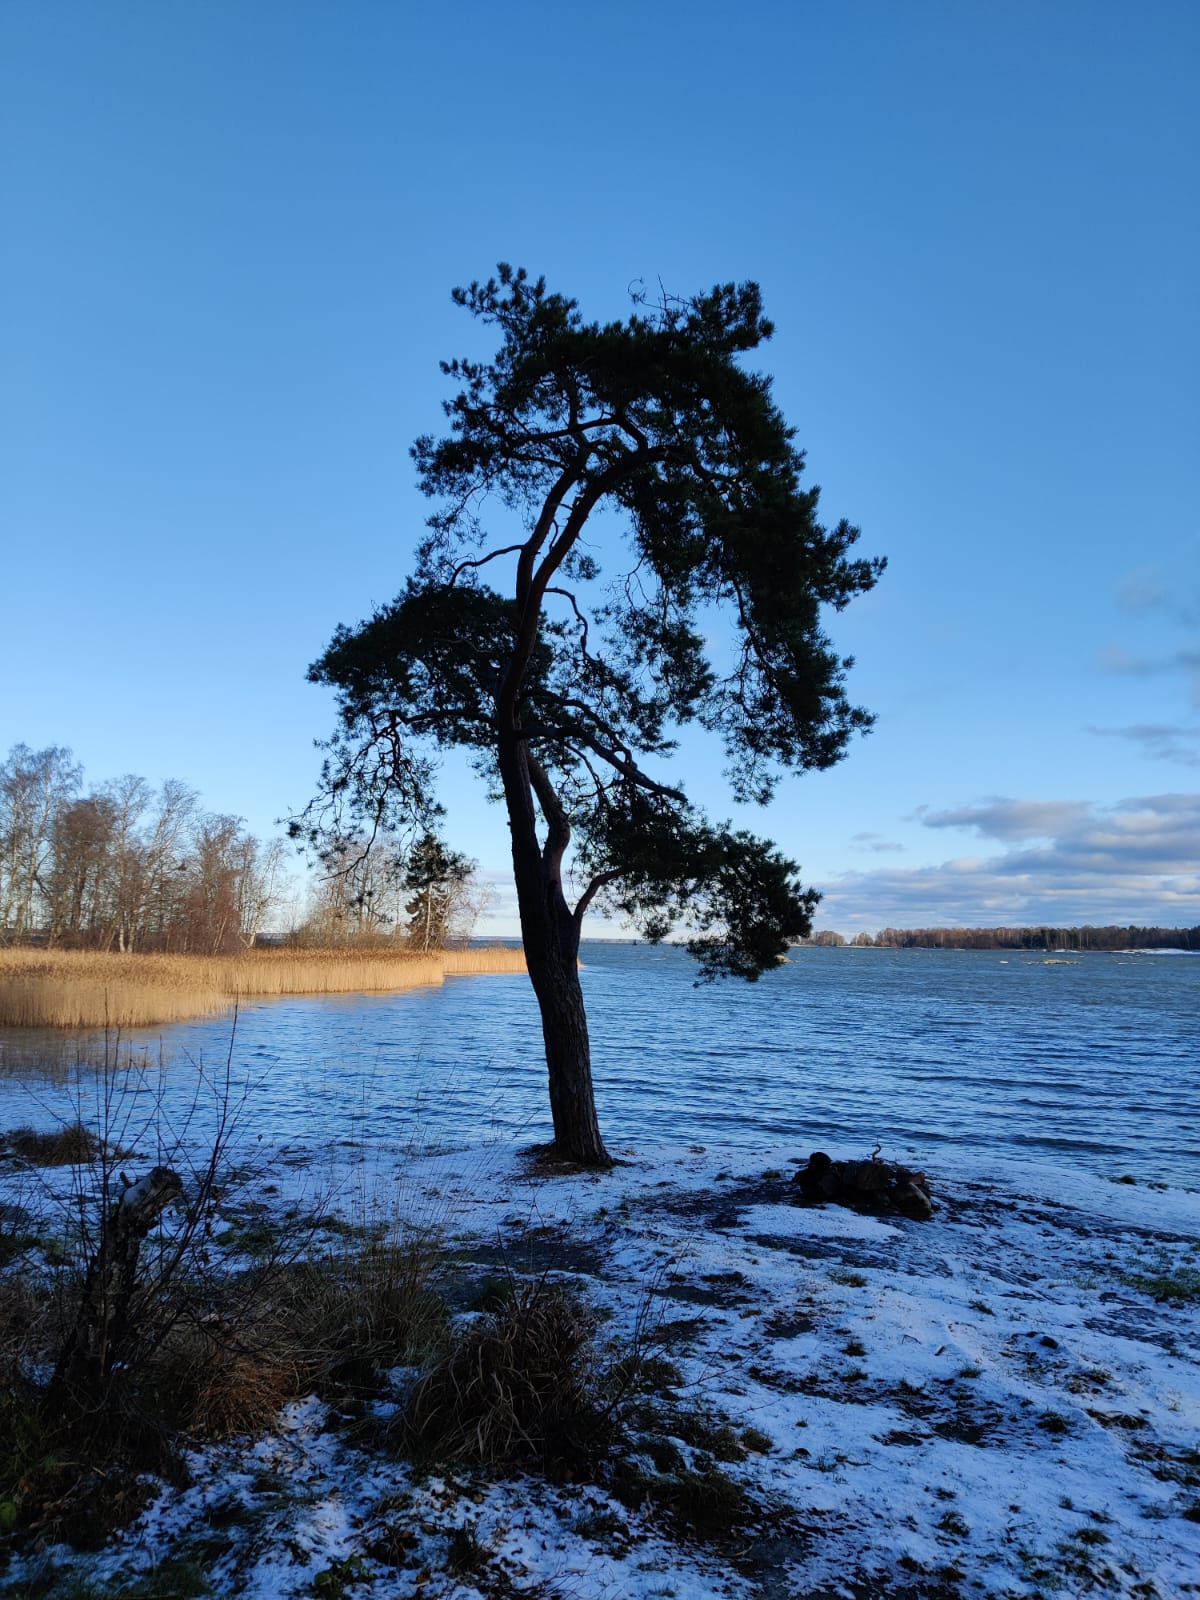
1, 944, 1197, 1186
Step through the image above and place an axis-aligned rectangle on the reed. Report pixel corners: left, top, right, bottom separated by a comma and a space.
0, 953, 229, 1030
0, 945, 527, 1029
441, 946, 528, 976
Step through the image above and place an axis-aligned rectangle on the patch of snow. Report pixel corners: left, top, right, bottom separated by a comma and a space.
3, 1133, 1198, 1597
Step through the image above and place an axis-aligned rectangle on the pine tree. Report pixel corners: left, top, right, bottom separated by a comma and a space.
403, 833, 471, 951
307, 268, 883, 1164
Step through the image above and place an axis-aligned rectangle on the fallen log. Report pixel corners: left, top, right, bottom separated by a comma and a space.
793, 1149, 934, 1220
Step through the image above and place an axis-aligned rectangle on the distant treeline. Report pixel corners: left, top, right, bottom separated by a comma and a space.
0, 743, 286, 954
1, 742, 483, 956
799, 925, 1200, 951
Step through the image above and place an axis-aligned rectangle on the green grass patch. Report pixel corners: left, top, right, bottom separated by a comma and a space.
612, 1460, 754, 1536
1122, 1266, 1200, 1304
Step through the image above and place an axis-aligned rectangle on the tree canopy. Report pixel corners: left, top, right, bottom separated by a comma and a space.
308, 267, 883, 1161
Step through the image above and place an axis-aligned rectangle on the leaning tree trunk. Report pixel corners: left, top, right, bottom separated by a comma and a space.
501, 734, 611, 1167
523, 899, 609, 1166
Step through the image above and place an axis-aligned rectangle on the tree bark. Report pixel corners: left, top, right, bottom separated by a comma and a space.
523, 897, 609, 1166
499, 728, 611, 1167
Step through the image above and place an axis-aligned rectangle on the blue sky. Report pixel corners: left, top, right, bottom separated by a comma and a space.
2, 0, 1196, 935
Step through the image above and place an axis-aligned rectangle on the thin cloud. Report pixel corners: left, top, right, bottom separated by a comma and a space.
1099, 643, 1200, 706
918, 798, 1092, 841
1089, 723, 1200, 768
1107, 643, 1196, 675
1117, 563, 1200, 628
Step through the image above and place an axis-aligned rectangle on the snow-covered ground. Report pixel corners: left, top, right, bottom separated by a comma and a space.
3, 1137, 1199, 1599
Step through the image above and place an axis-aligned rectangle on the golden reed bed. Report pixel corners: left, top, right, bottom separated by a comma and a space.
0, 946, 528, 1029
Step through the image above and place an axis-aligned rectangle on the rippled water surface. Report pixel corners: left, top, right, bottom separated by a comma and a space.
2, 945, 1197, 1183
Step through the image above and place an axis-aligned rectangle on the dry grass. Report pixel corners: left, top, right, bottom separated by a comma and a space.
316, 1227, 448, 1367
441, 947, 527, 977
0, 952, 228, 1029
152, 1317, 305, 1440
0, 945, 526, 1028
399, 1280, 596, 1467
1, 1122, 103, 1166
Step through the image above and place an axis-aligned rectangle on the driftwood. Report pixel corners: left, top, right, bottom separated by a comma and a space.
50, 1164, 184, 1402
794, 1149, 934, 1220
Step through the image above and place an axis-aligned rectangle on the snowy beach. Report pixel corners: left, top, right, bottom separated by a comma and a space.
3, 1135, 1197, 1599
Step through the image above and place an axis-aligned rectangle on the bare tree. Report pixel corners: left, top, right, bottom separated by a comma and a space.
97, 774, 153, 952
298, 833, 408, 944
47, 794, 117, 945
0, 744, 288, 951
137, 779, 199, 950
232, 835, 287, 947
0, 744, 81, 937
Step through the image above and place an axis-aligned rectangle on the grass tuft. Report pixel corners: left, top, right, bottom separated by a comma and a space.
445, 1525, 491, 1576
398, 1280, 595, 1467
302, 1224, 450, 1393
151, 1318, 302, 1440
1, 1124, 103, 1166
1038, 1410, 1073, 1435
827, 1269, 867, 1288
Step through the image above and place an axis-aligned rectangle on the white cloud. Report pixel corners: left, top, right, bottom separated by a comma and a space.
817, 793, 1200, 932
475, 797, 1200, 939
